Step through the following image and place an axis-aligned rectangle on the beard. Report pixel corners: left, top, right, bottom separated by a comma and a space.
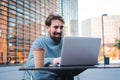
50, 32, 62, 44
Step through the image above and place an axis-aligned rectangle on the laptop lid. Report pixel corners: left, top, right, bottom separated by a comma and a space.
60, 37, 101, 67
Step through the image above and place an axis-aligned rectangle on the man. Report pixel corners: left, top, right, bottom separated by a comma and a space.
23, 14, 64, 80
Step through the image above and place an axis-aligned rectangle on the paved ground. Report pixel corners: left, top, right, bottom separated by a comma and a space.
75, 68, 120, 80
0, 65, 23, 80
0, 65, 120, 80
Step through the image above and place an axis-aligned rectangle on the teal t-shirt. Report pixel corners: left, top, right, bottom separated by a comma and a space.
23, 36, 63, 80
25, 36, 63, 67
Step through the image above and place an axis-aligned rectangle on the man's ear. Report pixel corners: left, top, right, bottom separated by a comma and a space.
46, 25, 50, 31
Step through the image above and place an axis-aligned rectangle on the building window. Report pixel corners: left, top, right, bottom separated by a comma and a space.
0, 29, 2, 37
0, 10, 1, 17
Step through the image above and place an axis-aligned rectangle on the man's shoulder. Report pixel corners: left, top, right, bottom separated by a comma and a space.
34, 36, 48, 42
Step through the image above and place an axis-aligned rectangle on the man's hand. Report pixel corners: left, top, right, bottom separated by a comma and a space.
53, 57, 61, 64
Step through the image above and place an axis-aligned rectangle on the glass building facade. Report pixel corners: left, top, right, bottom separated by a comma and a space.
60, 0, 79, 36
0, 0, 79, 64
0, 0, 62, 64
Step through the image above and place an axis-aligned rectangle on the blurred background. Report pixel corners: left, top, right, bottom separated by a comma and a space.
0, 0, 120, 65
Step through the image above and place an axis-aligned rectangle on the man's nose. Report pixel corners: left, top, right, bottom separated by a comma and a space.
57, 28, 62, 33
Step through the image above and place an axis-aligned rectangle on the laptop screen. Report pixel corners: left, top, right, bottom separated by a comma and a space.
60, 37, 101, 67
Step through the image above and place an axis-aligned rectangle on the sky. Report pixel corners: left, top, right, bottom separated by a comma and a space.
78, 0, 120, 22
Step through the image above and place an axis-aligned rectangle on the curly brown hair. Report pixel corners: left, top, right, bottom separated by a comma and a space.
45, 14, 64, 26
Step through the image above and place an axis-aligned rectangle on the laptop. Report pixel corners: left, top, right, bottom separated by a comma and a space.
59, 37, 101, 67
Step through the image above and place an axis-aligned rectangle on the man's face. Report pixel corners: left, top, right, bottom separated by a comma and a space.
46, 20, 64, 44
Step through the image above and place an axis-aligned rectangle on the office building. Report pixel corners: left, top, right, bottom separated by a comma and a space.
60, 0, 79, 36
81, 15, 120, 60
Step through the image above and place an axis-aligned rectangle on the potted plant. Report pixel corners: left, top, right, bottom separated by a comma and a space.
114, 39, 120, 59
114, 39, 120, 50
